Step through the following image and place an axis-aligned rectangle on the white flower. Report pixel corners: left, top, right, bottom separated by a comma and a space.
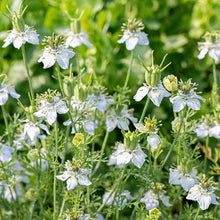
169, 166, 198, 191
134, 82, 171, 107
0, 81, 20, 105
198, 41, 220, 61
2, 25, 39, 49
0, 143, 15, 163
170, 91, 205, 112
66, 31, 93, 48
34, 96, 69, 125
23, 119, 50, 145
106, 107, 137, 132
56, 161, 92, 190
186, 184, 219, 210
107, 143, 147, 168
103, 190, 133, 210
140, 190, 172, 210
194, 120, 220, 139
38, 45, 75, 69
77, 214, 104, 220
0, 181, 23, 203
118, 30, 149, 50
87, 94, 114, 112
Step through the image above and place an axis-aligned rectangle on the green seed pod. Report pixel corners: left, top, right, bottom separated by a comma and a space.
63, 76, 74, 98
163, 74, 178, 92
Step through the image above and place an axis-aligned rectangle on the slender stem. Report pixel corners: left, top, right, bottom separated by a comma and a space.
53, 121, 59, 220
94, 167, 126, 216
177, 140, 181, 166
204, 135, 209, 172
194, 206, 200, 220
123, 50, 134, 89
148, 144, 152, 172
76, 48, 81, 75
57, 65, 65, 98
21, 45, 34, 104
212, 59, 218, 91
58, 196, 67, 218
156, 108, 186, 175
139, 97, 150, 124
92, 131, 109, 175
1, 105, 12, 146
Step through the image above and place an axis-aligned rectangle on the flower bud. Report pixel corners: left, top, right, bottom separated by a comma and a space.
163, 74, 178, 92
27, 149, 39, 161
149, 208, 161, 219
63, 76, 74, 97
72, 133, 84, 147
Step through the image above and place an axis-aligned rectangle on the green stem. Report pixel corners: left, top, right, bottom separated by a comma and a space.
177, 140, 181, 166
94, 167, 126, 216
21, 45, 34, 104
76, 48, 80, 75
53, 121, 59, 220
123, 50, 134, 89
212, 59, 218, 91
148, 144, 152, 172
204, 135, 209, 172
194, 206, 200, 220
1, 105, 12, 146
139, 97, 150, 124
92, 131, 109, 175
57, 65, 65, 98
58, 196, 67, 218
156, 108, 186, 175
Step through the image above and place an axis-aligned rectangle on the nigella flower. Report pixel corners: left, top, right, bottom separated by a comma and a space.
0, 181, 23, 203
106, 107, 137, 132
194, 119, 220, 139
87, 94, 114, 112
170, 80, 205, 112
134, 82, 171, 107
0, 143, 15, 163
56, 161, 92, 190
34, 95, 69, 125
135, 116, 161, 149
103, 190, 133, 210
186, 184, 219, 210
107, 143, 147, 168
198, 32, 220, 61
38, 34, 75, 69
169, 166, 198, 191
66, 31, 93, 48
77, 214, 104, 220
0, 81, 20, 105
2, 25, 39, 49
23, 119, 50, 145
118, 19, 149, 50
140, 190, 172, 210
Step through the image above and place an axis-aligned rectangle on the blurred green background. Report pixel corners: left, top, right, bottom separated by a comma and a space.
0, 0, 220, 129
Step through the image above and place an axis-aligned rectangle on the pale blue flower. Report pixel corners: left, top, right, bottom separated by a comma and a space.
186, 184, 219, 210
198, 41, 220, 61
169, 166, 198, 191
2, 25, 39, 49
103, 190, 133, 210
134, 82, 171, 107
107, 143, 147, 168
56, 161, 92, 190
66, 31, 93, 48
0, 81, 20, 105
0, 143, 14, 163
140, 190, 172, 210
106, 107, 137, 132
170, 92, 205, 112
34, 96, 69, 125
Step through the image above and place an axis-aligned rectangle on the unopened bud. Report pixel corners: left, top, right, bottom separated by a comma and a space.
163, 74, 178, 92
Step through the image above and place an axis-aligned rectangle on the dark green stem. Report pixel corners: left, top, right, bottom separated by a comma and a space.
57, 65, 65, 98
